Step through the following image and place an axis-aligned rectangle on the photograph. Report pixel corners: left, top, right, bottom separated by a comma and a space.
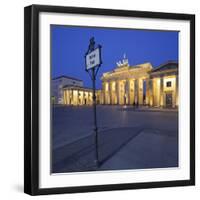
24, 5, 195, 195
51, 25, 179, 174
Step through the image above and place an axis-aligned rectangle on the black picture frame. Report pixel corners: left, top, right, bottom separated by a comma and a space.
24, 4, 195, 195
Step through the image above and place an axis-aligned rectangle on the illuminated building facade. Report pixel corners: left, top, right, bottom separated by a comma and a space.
53, 58, 178, 108
52, 76, 101, 106
62, 86, 102, 106
62, 86, 93, 106
101, 59, 152, 106
148, 62, 178, 108
52, 75, 83, 104
101, 57, 178, 108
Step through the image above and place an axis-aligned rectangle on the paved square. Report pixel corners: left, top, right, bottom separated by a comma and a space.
52, 105, 178, 173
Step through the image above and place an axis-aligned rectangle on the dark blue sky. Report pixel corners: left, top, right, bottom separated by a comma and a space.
51, 25, 178, 89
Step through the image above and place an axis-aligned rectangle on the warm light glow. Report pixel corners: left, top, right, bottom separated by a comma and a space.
89, 92, 93, 104
119, 80, 125, 105
79, 91, 83, 105
62, 67, 178, 107
163, 76, 176, 108
105, 82, 109, 91
111, 82, 116, 91
138, 79, 144, 105
152, 78, 160, 106
129, 79, 135, 104
73, 90, 78, 105
163, 76, 176, 92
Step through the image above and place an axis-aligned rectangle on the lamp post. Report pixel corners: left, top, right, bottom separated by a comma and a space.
85, 37, 102, 167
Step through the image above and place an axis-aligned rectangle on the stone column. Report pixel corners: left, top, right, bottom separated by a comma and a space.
62, 90, 65, 104
63, 90, 66, 105
128, 80, 133, 105
146, 79, 149, 105
108, 81, 111, 104
160, 78, 164, 107
113, 81, 117, 104
110, 82, 113, 104
149, 79, 153, 106
127, 80, 130, 105
65, 90, 68, 105
77, 90, 80, 106
134, 79, 138, 104
66, 90, 69, 105
103, 82, 107, 104
71, 89, 74, 105
116, 80, 119, 104
103, 82, 106, 104
125, 80, 129, 104
138, 79, 143, 105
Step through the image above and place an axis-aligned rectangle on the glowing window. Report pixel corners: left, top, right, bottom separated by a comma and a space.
166, 81, 172, 87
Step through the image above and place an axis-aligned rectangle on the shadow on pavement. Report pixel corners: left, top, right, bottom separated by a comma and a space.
52, 126, 142, 173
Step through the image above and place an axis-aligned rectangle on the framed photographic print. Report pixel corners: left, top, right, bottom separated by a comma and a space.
24, 4, 195, 195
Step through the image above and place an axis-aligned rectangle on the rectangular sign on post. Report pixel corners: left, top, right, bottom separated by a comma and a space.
86, 47, 101, 70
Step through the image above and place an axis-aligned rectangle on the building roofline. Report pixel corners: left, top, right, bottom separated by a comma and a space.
52, 75, 83, 82
102, 62, 153, 77
151, 61, 178, 72
62, 85, 92, 90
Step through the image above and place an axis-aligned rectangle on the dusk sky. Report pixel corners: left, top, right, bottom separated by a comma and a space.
51, 25, 178, 89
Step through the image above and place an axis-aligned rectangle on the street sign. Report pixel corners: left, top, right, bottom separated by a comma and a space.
85, 37, 102, 167
85, 47, 101, 70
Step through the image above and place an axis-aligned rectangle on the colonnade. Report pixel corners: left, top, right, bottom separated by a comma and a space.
102, 79, 147, 105
102, 75, 178, 108
63, 88, 93, 106
62, 77, 178, 108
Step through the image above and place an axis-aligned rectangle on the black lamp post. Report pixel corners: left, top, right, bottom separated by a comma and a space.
85, 37, 102, 167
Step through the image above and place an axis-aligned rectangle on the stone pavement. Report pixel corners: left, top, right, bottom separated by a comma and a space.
100, 129, 178, 171
52, 127, 178, 173
52, 126, 142, 173
52, 105, 178, 173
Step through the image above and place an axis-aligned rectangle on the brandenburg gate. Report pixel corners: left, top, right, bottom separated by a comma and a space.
61, 55, 178, 108
100, 55, 178, 108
